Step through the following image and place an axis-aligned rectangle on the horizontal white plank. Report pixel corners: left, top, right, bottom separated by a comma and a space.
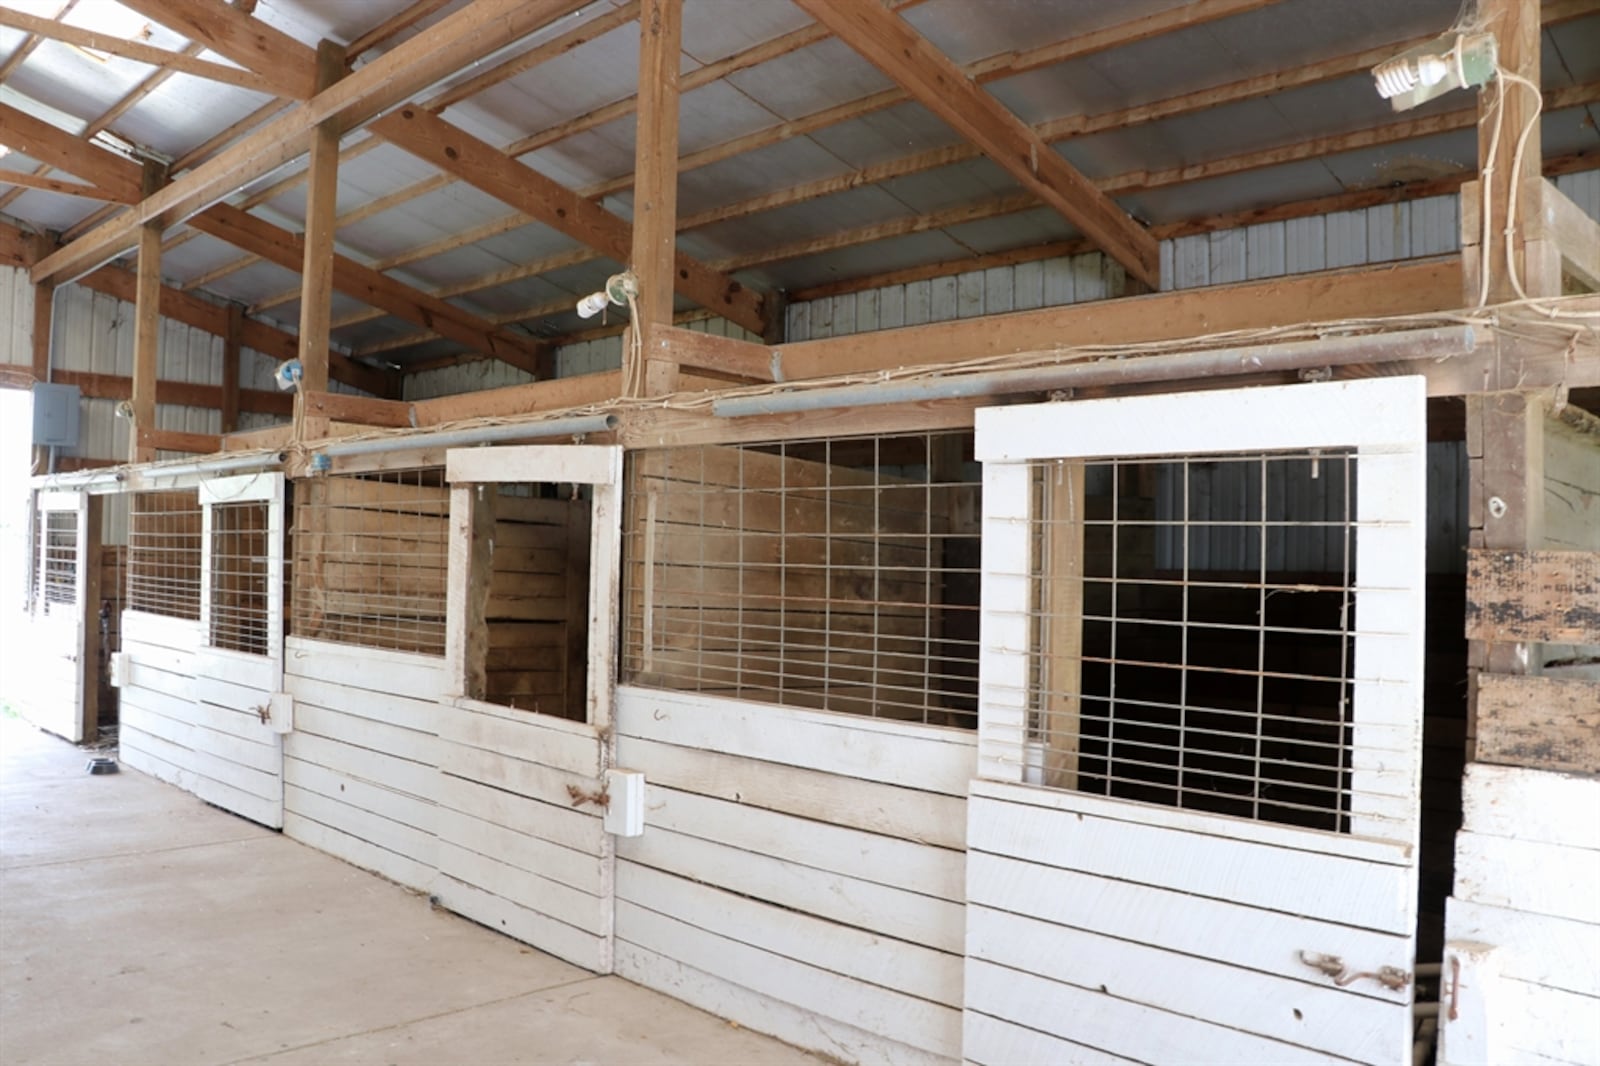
1498, 977, 1600, 1064
615, 943, 948, 1066
194, 647, 275, 692
618, 862, 960, 1007
285, 673, 439, 735
282, 811, 435, 894
432, 874, 605, 972
969, 794, 1413, 933
120, 689, 281, 779
968, 905, 1407, 1063
440, 701, 601, 777
434, 773, 603, 856
446, 444, 620, 486
122, 610, 204, 653
122, 662, 194, 705
284, 757, 437, 836
285, 784, 434, 871
615, 735, 966, 850
1454, 831, 1600, 924
285, 636, 446, 699
1462, 764, 1600, 850
975, 377, 1425, 461
437, 840, 605, 935
964, 958, 1344, 1066
122, 638, 195, 680
119, 724, 281, 828
293, 702, 437, 766
645, 785, 964, 902
1444, 896, 1600, 998
433, 806, 602, 896
438, 741, 601, 809
963, 1010, 1143, 1066
616, 900, 961, 1058
968, 851, 1411, 1004
969, 777, 1411, 865
284, 731, 435, 800
618, 830, 963, 955
616, 686, 975, 796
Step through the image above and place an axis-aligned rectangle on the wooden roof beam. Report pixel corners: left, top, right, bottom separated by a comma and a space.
115, 0, 316, 99
31, 0, 592, 287
0, 7, 282, 96
186, 205, 551, 377
370, 106, 770, 336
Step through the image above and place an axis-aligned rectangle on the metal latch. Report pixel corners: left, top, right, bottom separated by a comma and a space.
1298, 950, 1411, 991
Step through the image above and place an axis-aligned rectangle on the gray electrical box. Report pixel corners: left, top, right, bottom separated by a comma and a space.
31, 383, 81, 447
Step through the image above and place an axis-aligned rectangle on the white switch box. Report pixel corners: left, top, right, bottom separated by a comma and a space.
267, 691, 294, 735
604, 768, 645, 837
109, 652, 130, 688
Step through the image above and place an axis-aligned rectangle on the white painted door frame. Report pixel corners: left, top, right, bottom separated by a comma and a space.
32, 489, 92, 742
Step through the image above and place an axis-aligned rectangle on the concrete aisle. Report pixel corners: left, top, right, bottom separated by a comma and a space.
0, 715, 817, 1066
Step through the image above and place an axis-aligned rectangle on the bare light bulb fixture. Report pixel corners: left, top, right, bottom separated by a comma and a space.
1372, 32, 1497, 111
575, 271, 640, 319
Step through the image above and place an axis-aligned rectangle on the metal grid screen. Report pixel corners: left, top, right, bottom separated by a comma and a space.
1025, 451, 1359, 833
622, 434, 982, 728
37, 510, 78, 609
127, 490, 202, 619
209, 500, 271, 655
290, 469, 449, 655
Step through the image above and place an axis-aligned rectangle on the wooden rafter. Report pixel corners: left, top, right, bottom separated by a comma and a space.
0, 170, 117, 199
346, 0, 453, 57
0, 8, 281, 95
116, 0, 316, 99
32, 0, 592, 287
370, 106, 769, 336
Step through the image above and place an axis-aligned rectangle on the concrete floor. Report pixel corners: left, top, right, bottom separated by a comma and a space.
0, 714, 817, 1066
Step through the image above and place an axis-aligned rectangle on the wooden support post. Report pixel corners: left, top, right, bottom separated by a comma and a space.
445, 484, 495, 699
296, 39, 346, 405
78, 493, 104, 743
629, 0, 683, 397
1043, 459, 1085, 788
220, 303, 242, 434
130, 160, 167, 463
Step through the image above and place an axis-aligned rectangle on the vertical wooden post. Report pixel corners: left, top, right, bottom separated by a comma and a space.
129, 159, 167, 463
1043, 460, 1085, 788
445, 484, 494, 700
220, 303, 242, 435
78, 494, 104, 743
295, 40, 346, 413
629, 0, 683, 397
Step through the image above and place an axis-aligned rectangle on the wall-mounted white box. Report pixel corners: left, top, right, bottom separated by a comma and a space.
604, 768, 645, 837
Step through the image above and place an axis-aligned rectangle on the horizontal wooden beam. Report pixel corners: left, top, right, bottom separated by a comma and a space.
0, 7, 283, 95
32, 0, 591, 286
138, 427, 224, 454
776, 258, 1462, 380
651, 326, 778, 382
410, 370, 623, 426
1476, 675, 1600, 774
0, 169, 120, 200
4, 368, 296, 416
115, 0, 317, 99
0, 102, 141, 201
1540, 178, 1600, 291
302, 389, 416, 428
1467, 549, 1600, 644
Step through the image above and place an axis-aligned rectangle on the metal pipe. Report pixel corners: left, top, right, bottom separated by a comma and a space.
712, 326, 1474, 418
30, 467, 126, 492
314, 412, 619, 460
146, 450, 287, 479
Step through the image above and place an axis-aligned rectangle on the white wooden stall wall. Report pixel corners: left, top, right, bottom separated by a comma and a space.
613, 686, 975, 1066
1441, 770, 1600, 1064
432, 700, 610, 973
119, 610, 280, 821
281, 638, 444, 892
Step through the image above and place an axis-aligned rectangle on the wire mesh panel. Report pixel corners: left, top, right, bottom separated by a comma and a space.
290, 469, 449, 655
1026, 452, 1360, 833
621, 433, 982, 728
209, 500, 271, 655
127, 490, 202, 619
37, 509, 78, 608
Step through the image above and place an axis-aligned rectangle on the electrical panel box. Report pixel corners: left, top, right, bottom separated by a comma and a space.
31, 383, 80, 447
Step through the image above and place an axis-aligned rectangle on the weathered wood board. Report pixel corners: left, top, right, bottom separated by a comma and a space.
1466, 549, 1600, 644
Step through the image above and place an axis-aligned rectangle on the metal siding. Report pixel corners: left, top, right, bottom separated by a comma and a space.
1, 265, 31, 367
